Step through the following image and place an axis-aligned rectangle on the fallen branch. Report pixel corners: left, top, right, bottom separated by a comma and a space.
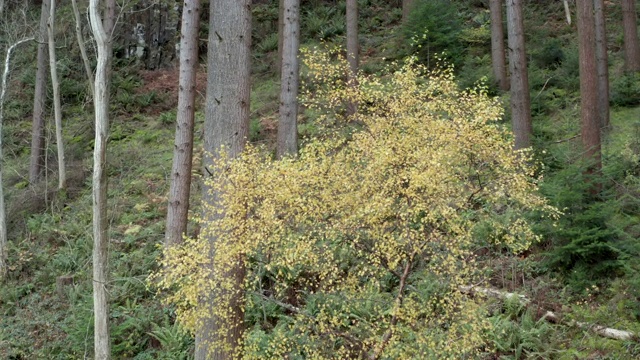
461, 285, 637, 342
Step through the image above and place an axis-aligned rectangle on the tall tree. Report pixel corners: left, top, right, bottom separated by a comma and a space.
47, 0, 66, 190
346, 0, 359, 117
277, 0, 300, 158
29, 0, 50, 184
72, 0, 94, 98
577, 0, 602, 171
195, 0, 251, 358
89, 0, 113, 357
165, 0, 200, 247
490, 0, 508, 91
621, 0, 640, 72
0, 37, 33, 280
506, 0, 532, 149
594, 0, 609, 129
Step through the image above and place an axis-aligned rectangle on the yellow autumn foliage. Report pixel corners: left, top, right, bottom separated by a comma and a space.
155, 50, 557, 359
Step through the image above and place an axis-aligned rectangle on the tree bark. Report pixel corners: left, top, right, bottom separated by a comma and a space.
29, 0, 50, 184
577, 0, 602, 172
277, 0, 300, 158
89, 0, 112, 357
196, 0, 251, 358
594, 0, 609, 130
48, 0, 66, 190
621, 0, 640, 72
490, 0, 509, 91
71, 0, 95, 98
506, 0, 532, 150
165, 0, 200, 247
563, 0, 572, 25
0, 37, 33, 280
346, 0, 359, 117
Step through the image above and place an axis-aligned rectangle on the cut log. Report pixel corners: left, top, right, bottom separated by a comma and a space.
461, 285, 637, 342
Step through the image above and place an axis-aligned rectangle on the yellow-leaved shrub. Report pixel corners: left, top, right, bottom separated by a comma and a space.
154, 50, 557, 359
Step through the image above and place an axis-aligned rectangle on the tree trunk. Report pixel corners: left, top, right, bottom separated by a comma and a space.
29, 0, 50, 184
402, 0, 415, 22
0, 37, 33, 280
621, 0, 640, 72
594, 0, 609, 130
506, 0, 532, 149
563, 0, 572, 24
165, 0, 200, 247
196, 0, 251, 358
48, 0, 66, 190
71, 0, 95, 98
490, 0, 509, 91
277, 0, 300, 158
577, 0, 602, 172
346, 0, 359, 117
89, 0, 112, 357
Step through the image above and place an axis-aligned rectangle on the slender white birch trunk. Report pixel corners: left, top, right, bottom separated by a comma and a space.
88, 0, 111, 357
47, 0, 66, 190
71, 0, 94, 98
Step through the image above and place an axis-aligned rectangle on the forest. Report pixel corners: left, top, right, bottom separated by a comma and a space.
1, 0, 640, 358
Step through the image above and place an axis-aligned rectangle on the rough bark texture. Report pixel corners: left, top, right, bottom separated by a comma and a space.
195, 0, 251, 358
402, 0, 415, 22
48, 0, 66, 190
89, 0, 112, 357
594, 0, 609, 129
490, 0, 509, 91
346, 0, 359, 117
577, 0, 602, 171
165, 0, 200, 247
277, 0, 300, 158
29, 0, 50, 184
621, 0, 640, 72
72, 0, 94, 98
0, 38, 33, 280
506, 0, 532, 149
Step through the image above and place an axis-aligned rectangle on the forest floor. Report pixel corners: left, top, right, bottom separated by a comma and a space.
1, 0, 640, 358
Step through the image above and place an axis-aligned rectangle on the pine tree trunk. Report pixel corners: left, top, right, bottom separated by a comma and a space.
621, 0, 640, 72
577, 0, 602, 171
346, 0, 359, 117
29, 0, 50, 184
196, 0, 251, 358
48, 0, 66, 190
490, 0, 509, 91
506, 0, 532, 149
594, 0, 609, 130
277, 0, 300, 158
166, 0, 200, 247
0, 38, 33, 279
71, 0, 94, 98
89, 0, 112, 357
